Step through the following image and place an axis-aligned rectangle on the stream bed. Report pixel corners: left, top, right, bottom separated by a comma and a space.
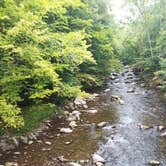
0, 68, 166, 166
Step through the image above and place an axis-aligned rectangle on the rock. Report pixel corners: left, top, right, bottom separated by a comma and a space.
97, 122, 107, 128
67, 114, 77, 122
96, 162, 104, 166
68, 162, 81, 166
119, 99, 125, 105
63, 111, 70, 115
60, 128, 73, 134
92, 154, 105, 164
28, 133, 37, 140
13, 152, 21, 155
5, 162, 18, 166
139, 125, 152, 130
74, 98, 86, 105
57, 156, 68, 162
86, 109, 98, 114
45, 141, 52, 145
104, 88, 110, 92
69, 121, 77, 128
157, 125, 165, 132
28, 141, 33, 145
111, 95, 120, 101
148, 160, 160, 165
72, 111, 81, 120
65, 141, 72, 145
42, 148, 51, 151
20, 136, 28, 144
12, 137, 19, 147
83, 104, 88, 109
92, 93, 99, 97
0, 140, 15, 152
160, 131, 166, 137
109, 75, 116, 80
127, 88, 135, 93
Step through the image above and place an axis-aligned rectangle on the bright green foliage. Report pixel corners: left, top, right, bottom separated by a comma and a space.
0, 0, 118, 129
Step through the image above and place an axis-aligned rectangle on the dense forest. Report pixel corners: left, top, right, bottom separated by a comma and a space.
0, 0, 165, 133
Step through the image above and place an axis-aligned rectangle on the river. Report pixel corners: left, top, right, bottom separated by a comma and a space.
1, 68, 166, 166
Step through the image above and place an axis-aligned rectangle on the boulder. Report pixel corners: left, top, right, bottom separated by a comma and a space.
74, 98, 86, 105
96, 162, 104, 166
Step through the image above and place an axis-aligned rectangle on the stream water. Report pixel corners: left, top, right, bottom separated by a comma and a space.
0, 68, 166, 166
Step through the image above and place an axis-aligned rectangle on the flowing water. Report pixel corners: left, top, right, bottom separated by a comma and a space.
0, 68, 166, 166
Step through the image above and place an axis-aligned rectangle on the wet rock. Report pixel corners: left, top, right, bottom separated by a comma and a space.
148, 160, 160, 166
92, 154, 105, 164
157, 125, 165, 132
139, 125, 152, 130
12, 137, 19, 147
28, 133, 37, 140
57, 156, 68, 162
13, 152, 21, 155
119, 99, 125, 105
28, 141, 33, 145
127, 88, 135, 93
86, 109, 98, 114
74, 98, 86, 106
83, 104, 88, 109
96, 162, 104, 166
67, 114, 77, 122
5, 162, 18, 166
45, 141, 52, 145
42, 148, 51, 151
104, 88, 110, 92
109, 75, 116, 80
69, 121, 77, 128
111, 95, 120, 101
97, 122, 107, 128
160, 131, 166, 137
20, 136, 28, 144
60, 128, 73, 134
68, 162, 81, 166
